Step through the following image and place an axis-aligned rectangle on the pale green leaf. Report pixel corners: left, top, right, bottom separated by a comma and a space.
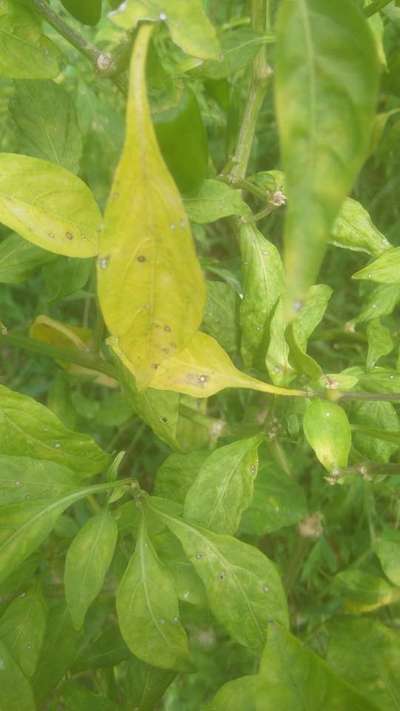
98, 25, 205, 388
184, 180, 249, 223
0, 233, 54, 284
374, 533, 400, 586
276, 0, 379, 307
0, 154, 101, 257
353, 247, 400, 284
10, 80, 82, 173
366, 318, 394, 368
184, 435, 263, 535
326, 616, 400, 711
0, 587, 46, 677
333, 569, 400, 612
240, 223, 284, 369
265, 298, 293, 385
0, 640, 35, 711
0, 385, 110, 477
0, 0, 60, 79
354, 283, 400, 324
330, 197, 391, 256
116, 516, 189, 670
110, 0, 220, 60
288, 283, 332, 379
352, 401, 399, 463
257, 624, 379, 711
65, 511, 118, 629
149, 498, 289, 652
154, 451, 208, 503
207, 675, 257, 711
303, 400, 351, 471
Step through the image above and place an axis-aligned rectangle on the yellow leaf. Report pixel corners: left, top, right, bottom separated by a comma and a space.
30, 315, 117, 388
0, 154, 100, 257
97, 24, 205, 388
110, 331, 305, 399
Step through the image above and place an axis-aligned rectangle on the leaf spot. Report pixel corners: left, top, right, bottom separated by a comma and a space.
65, 232, 74, 241
98, 256, 110, 270
159, 11, 168, 20
164, 325, 172, 332
137, 255, 147, 262
53, 442, 61, 449
195, 552, 204, 560
218, 571, 226, 581
262, 584, 269, 593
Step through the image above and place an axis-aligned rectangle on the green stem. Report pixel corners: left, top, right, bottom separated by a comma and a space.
30, 0, 128, 93
0, 332, 117, 379
228, 0, 271, 182
338, 390, 400, 403
365, 0, 394, 17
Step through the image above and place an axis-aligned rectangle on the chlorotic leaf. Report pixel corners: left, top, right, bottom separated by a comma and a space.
303, 399, 351, 471
110, 0, 220, 60
0, 154, 101, 257
184, 435, 263, 535
149, 498, 289, 652
0, 385, 110, 477
65, 511, 118, 629
0, 0, 60, 79
112, 331, 305, 400
116, 515, 189, 670
98, 25, 206, 388
275, 0, 379, 309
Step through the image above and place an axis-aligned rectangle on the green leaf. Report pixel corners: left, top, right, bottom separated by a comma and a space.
0, 0, 60, 79
366, 318, 394, 368
256, 624, 379, 711
374, 532, 400, 586
0, 233, 54, 284
0, 385, 110, 477
203, 281, 239, 355
184, 436, 263, 535
354, 283, 400, 324
0, 154, 101, 257
184, 180, 249, 223
358, 367, 400, 393
330, 197, 391, 256
121, 656, 175, 711
116, 331, 304, 399
332, 569, 400, 612
208, 675, 257, 711
353, 246, 400, 283
154, 451, 209, 503
265, 298, 292, 385
110, 0, 220, 60
303, 400, 351, 471
275, 0, 379, 308
65, 511, 118, 629
240, 461, 308, 536
0, 640, 35, 711
288, 283, 332, 379
10, 80, 82, 173
61, 682, 117, 711
326, 616, 400, 711
151, 527, 207, 607
116, 516, 189, 670
240, 223, 284, 369
98, 25, 205, 388
199, 26, 273, 80
43, 256, 92, 302
149, 498, 289, 652
0, 587, 46, 677
352, 401, 399, 463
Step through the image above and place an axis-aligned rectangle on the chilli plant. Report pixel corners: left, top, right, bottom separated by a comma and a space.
2, 0, 400, 709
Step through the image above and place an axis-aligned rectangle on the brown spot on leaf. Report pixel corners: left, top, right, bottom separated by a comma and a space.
137, 255, 146, 262
66, 232, 74, 240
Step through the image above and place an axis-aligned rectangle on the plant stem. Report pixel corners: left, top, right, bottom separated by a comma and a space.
228, 0, 271, 182
0, 332, 117, 379
338, 390, 400, 403
365, 0, 394, 17
30, 0, 128, 93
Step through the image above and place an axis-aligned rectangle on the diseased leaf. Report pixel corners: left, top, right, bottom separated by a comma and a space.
275, 0, 379, 308
184, 180, 248, 223
110, 0, 220, 60
330, 198, 391, 256
0, 0, 60, 79
0, 640, 35, 711
0, 385, 110, 477
116, 516, 189, 670
113, 331, 304, 400
303, 400, 351, 471
184, 436, 263, 535
332, 569, 400, 613
256, 624, 379, 711
65, 511, 118, 629
0, 233, 54, 284
98, 25, 205, 388
149, 498, 289, 652
10, 80, 82, 173
0, 586, 47, 677
326, 617, 400, 711
353, 247, 400, 283
0, 154, 101, 257
240, 223, 284, 369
